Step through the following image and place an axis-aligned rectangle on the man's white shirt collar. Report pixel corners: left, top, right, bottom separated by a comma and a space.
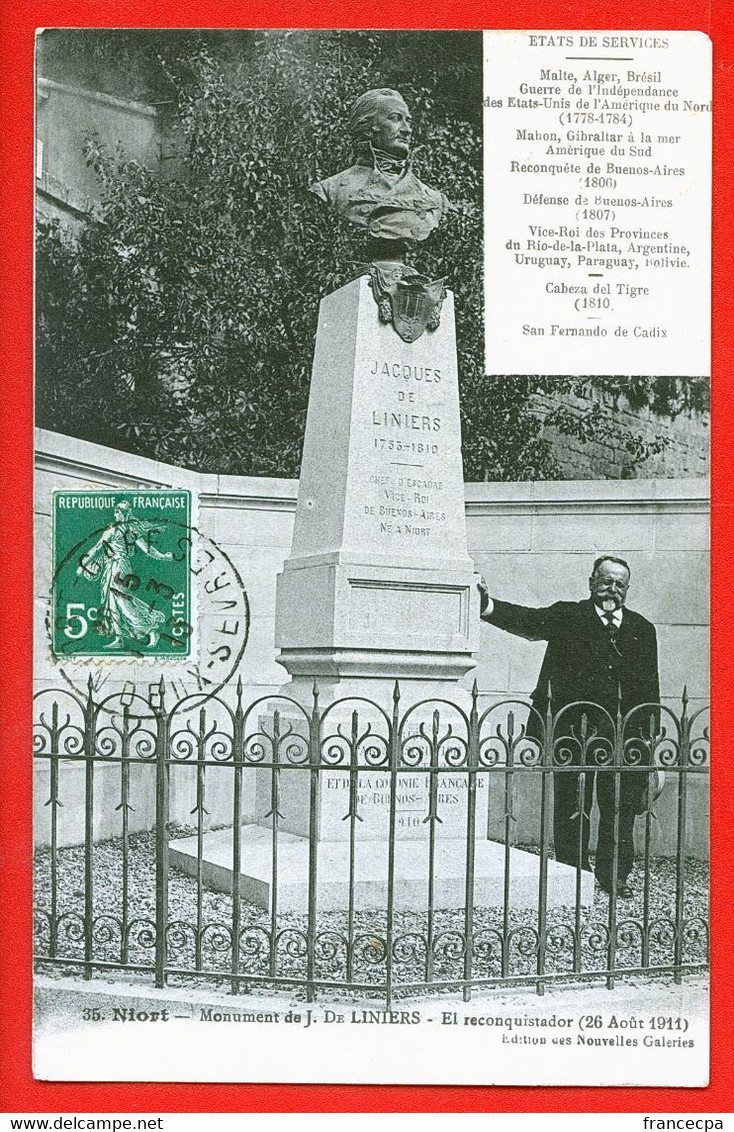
594, 604, 623, 628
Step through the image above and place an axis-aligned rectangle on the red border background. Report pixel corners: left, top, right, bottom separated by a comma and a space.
1, 0, 731, 1114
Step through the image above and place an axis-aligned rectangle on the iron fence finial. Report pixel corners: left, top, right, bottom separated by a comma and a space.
470, 679, 479, 722
32, 674, 708, 997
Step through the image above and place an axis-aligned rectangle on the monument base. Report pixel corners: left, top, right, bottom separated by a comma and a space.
169, 825, 594, 913
273, 671, 476, 711
277, 644, 477, 682
258, 676, 485, 842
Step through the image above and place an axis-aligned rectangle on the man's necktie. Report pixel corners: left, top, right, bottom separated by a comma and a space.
603, 612, 618, 645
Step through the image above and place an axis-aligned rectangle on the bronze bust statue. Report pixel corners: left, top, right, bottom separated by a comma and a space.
309, 88, 451, 248
309, 89, 451, 342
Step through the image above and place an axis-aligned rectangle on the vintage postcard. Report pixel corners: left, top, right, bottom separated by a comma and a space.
31, 28, 710, 1087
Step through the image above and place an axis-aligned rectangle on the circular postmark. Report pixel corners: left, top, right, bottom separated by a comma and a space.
47, 490, 249, 714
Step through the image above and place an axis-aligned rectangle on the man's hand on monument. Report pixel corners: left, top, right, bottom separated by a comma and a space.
477, 574, 493, 618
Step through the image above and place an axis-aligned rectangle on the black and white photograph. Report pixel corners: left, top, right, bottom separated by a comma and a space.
32, 28, 710, 1086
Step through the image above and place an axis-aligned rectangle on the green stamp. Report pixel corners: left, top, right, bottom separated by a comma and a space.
52, 490, 192, 658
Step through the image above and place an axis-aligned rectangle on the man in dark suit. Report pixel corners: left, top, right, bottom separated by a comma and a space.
479, 556, 660, 898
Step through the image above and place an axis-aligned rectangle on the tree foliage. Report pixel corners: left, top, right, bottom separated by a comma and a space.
36, 30, 708, 480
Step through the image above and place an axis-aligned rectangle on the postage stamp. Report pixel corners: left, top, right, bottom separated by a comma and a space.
31, 25, 711, 1092
52, 490, 192, 659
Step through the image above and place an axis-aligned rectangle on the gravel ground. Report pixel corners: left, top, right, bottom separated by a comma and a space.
34, 830, 708, 999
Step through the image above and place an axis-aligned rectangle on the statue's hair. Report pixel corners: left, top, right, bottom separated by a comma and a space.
347, 88, 408, 144
590, 555, 631, 580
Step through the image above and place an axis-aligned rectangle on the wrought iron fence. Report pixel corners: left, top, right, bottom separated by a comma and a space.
33, 678, 709, 1005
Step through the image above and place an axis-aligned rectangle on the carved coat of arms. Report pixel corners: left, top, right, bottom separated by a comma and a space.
366, 262, 447, 343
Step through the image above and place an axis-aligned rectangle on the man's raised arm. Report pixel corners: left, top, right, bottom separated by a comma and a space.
477, 576, 559, 642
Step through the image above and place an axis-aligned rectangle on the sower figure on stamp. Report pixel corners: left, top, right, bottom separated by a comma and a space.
76, 501, 173, 649
478, 557, 660, 898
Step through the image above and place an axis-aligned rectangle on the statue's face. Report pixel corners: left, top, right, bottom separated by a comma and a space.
369, 97, 412, 157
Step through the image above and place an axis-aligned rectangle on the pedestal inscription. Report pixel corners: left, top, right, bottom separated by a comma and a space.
288, 276, 469, 567
254, 760, 490, 843
318, 769, 489, 840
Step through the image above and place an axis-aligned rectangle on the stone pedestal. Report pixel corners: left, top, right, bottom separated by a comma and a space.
168, 276, 577, 914
268, 275, 490, 898
263, 273, 492, 907
275, 274, 479, 681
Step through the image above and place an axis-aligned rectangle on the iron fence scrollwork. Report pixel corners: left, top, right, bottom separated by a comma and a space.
33, 677, 709, 1005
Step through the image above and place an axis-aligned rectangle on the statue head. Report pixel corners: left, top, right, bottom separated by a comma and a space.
347, 88, 412, 159
309, 84, 450, 291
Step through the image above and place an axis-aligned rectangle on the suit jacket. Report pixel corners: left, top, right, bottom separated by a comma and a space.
486, 598, 660, 746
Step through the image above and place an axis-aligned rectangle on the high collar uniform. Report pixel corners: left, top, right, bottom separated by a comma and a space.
309, 146, 450, 242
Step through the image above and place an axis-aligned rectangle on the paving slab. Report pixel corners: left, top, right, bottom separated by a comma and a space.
169, 825, 594, 911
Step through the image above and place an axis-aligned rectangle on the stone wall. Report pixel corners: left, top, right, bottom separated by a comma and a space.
36, 78, 180, 225
530, 384, 710, 481
34, 429, 709, 857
